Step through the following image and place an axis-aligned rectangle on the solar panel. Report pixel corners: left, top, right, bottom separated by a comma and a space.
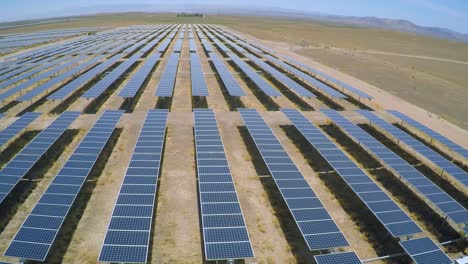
0, 56, 79, 101
118, 52, 160, 98
322, 110, 468, 225
155, 52, 180, 97
173, 38, 183, 53
47, 53, 125, 100
314, 252, 362, 264
0, 112, 41, 147
17, 55, 106, 101
281, 109, 423, 237
209, 53, 246, 96
264, 54, 347, 99
189, 38, 197, 53
247, 54, 315, 98
388, 110, 468, 159
227, 53, 281, 97
82, 52, 144, 99
358, 110, 468, 189
194, 109, 254, 260
238, 108, 350, 251
399, 237, 452, 264
0, 111, 80, 204
99, 110, 167, 263
283, 57, 372, 99
190, 53, 209, 96
5, 110, 123, 262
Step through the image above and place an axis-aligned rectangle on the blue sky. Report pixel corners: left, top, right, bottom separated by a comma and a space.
2, 0, 468, 33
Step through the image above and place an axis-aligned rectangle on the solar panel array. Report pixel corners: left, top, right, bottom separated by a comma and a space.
0, 111, 80, 204
358, 110, 468, 188
284, 57, 372, 99
0, 63, 53, 90
247, 54, 315, 98
173, 39, 183, 53
118, 52, 161, 98
99, 110, 168, 263
238, 108, 350, 250
399, 237, 452, 264
193, 109, 254, 260
48, 53, 125, 100
209, 53, 246, 96
322, 110, 468, 225
0, 56, 78, 101
0, 112, 40, 147
82, 52, 144, 99
227, 52, 281, 97
314, 252, 362, 264
190, 53, 209, 97
388, 110, 468, 159
282, 109, 423, 237
17, 55, 106, 101
5, 110, 123, 261
155, 52, 180, 97
264, 54, 347, 99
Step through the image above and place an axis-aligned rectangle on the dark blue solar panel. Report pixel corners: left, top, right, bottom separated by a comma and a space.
194, 109, 254, 260
314, 252, 362, 264
0, 112, 40, 147
246, 54, 314, 98
358, 110, 468, 189
0, 111, 79, 205
282, 56, 372, 99
282, 108, 422, 237
322, 109, 468, 226
190, 53, 209, 96
264, 54, 346, 99
239, 108, 349, 251
99, 110, 168, 263
227, 52, 281, 97
155, 53, 180, 97
209, 53, 246, 96
388, 110, 468, 159
118, 52, 161, 98
399, 237, 452, 264
47, 53, 125, 100
5, 110, 123, 262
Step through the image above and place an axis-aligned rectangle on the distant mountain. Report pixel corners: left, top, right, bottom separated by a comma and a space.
3, 3, 468, 43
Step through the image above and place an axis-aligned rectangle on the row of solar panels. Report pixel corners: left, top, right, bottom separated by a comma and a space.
208, 25, 373, 100
0, 109, 462, 263
0, 26, 173, 104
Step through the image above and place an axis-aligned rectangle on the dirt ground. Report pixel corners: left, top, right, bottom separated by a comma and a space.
0, 20, 466, 264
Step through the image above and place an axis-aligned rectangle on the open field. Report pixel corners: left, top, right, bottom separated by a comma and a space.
0, 15, 466, 264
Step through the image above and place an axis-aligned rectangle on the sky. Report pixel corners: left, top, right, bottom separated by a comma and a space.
1, 0, 468, 33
